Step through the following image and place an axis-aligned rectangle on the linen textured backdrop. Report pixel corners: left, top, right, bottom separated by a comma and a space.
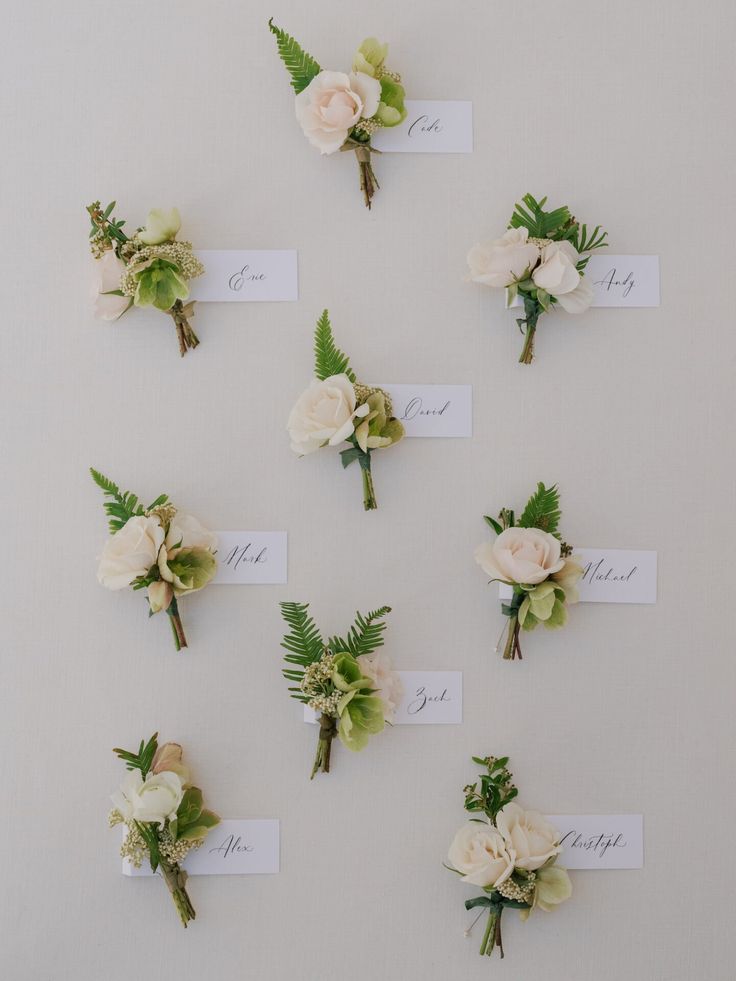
2, 1, 734, 978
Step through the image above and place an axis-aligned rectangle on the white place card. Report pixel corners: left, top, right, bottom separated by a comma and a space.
371, 100, 473, 153
122, 819, 280, 876
305, 670, 462, 725
189, 250, 298, 302
373, 384, 472, 437
498, 548, 657, 605
545, 814, 644, 870
212, 531, 287, 585
511, 255, 659, 308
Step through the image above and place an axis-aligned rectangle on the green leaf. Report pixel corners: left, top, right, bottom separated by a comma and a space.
268, 18, 321, 94
483, 515, 503, 535
517, 482, 561, 537
313, 309, 355, 382
90, 468, 168, 535
280, 602, 325, 698
508, 193, 573, 239
332, 607, 392, 659
113, 733, 158, 777
176, 787, 203, 828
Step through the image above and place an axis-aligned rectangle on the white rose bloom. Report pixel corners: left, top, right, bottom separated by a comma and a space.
467, 227, 540, 289
295, 70, 381, 154
165, 512, 218, 554
495, 802, 561, 871
475, 527, 565, 586
447, 821, 515, 889
555, 277, 594, 314
138, 207, 181, 246
356, 651, 403, 721
532, 240, 581, 297
111, 769, 184, 827
92, 251, 131, 321
97, 514, 165, 590
287, 373, 369, 455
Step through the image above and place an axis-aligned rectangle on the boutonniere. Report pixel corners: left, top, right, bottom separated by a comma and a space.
268, 21, 407, 208
87, 200, 204, 356
91, 469, 217, 650
446, 755, 572, 960
279, 602, 401, 778
474, 483, 582, 660
109, 733, 220, 927
467, 194, 608, 363
287, 310, 404, 510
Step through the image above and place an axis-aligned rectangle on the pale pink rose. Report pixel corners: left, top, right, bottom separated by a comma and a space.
165, 512, 218, 555
287, 374, 369, 455
495, 802, 561, 871
92, 251, 132, 321
532, 240, 581, 296
356, 651, 403, 721
447, 822, 515, 888
475, 527, 565, 586
295, 70, 381, 154
467, 227, 540, 288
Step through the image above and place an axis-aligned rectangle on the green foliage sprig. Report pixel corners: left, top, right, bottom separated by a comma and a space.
280, 602, 325, 696
314, 309, 355, 381
268, 18, 321, 93
484, 482, 561, 540
328, 606, 392, 658
113, 732, 158, 777
90, 468, 168, 535
463, 755, 518, 822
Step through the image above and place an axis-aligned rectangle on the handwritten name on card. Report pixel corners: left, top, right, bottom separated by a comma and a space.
305, 671, 462, 725
499, 549, 656, 605
371, 100, 473, 153
212, 531, 287, 585
373, 384, 472, 437
189, 251, 298, 302
545, 815, 644, 870
511, 255, 659, 309
122, 820, 280, 876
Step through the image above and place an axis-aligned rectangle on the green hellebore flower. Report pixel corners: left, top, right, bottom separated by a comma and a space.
337, 690, 385, 751
133, 257, 190, 312
376, 78, 407, 127
139, 207, 181, 246
331, 652, 372, 693
352, 38, 388, 77
162, 546, 217, 595
355, 392, 406, 452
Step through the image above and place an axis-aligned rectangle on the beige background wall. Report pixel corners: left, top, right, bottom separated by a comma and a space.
2, 1, 734, 978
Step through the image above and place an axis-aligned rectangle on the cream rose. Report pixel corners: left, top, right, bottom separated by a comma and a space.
111, 769, 184, 827
467, 227, 540, 289
532, 241, 581, 296
295, 70, 381, 154
97, 514, 165, 590
495, 803, 561, 871
356, 651, 403, 722
165, 512, 218, 554
447, 822, 515, 888
475, 527, 565, 586
92, 251, 132, 321
287, 373, 369, 455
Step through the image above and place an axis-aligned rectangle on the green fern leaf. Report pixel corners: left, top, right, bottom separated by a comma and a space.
113, 732, 158, 777
268, 19, 321, 94
313, 310, 355, 382
341, 606, 392, 658
90, 468, 167, 534
280, 602, 325, 682
509, 193, 573, 239
517, 482, 561, 537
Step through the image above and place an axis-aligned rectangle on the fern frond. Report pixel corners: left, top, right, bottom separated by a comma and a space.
279, 602, 325, 668
509, 193, 573, 240
313, 310, 355, 382
518, 483, 561, 537
342, 606, 392, 658
113, 732, 158, 777
90, 468, 167, 534
268, 19, 321, 94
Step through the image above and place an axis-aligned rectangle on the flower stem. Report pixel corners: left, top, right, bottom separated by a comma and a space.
169, 300, 199, 357
502, 616, 522, 660
479, 908, 497, 957
160, 858, 196, 927
354, 145, 379, 210
311, 714, 337, 779
518, 323, 536, 364
361, 464, 378, 511
167, 599, 188, 651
